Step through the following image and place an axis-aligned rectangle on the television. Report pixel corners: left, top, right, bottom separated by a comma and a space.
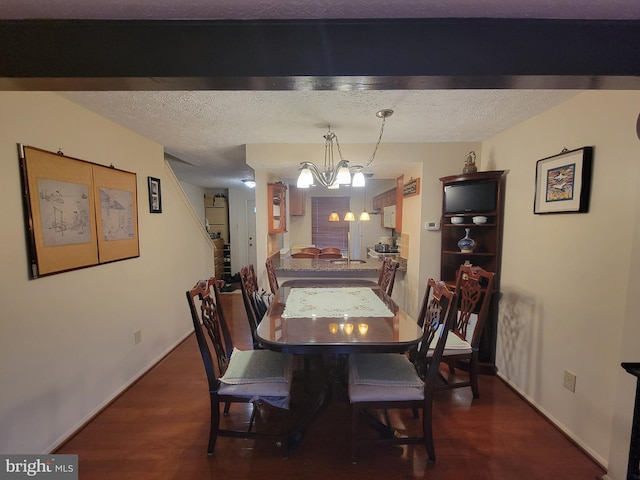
444, 181, 497, 214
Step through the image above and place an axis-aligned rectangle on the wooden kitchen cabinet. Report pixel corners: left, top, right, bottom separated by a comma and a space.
289, 186, 306, 216
268, 183, 287, 233
372, 188, 396, 211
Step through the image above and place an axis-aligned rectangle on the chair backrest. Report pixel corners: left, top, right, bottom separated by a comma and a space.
453, 264, 495, 348
186, 277, 234, 391
301, 247, 321, 255
291, 252, 316, 258
318, 252, 342, 259
239, 264, 260, 339
265, 256, 279, 294
320, 247, 341, 255
377, 257, 400, 296
411, 279, 457, 383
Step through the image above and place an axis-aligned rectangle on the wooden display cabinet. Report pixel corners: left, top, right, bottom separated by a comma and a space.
440, 170, 507, 371
268, 183, 287, 233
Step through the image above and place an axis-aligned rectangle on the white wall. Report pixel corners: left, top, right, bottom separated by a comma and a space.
0, 92, 214, 454
177, 179, 206, 227
482, 90, 640, 475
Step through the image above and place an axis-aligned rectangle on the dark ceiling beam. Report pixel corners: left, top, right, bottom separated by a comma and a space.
1, 18, 639, 90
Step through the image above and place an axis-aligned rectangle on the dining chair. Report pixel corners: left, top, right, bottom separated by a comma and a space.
186, 277, 293, 456
239, 264, 262, 348
318, 252, 342, 259
377, 257, 400, 296
291, 252, 316, 258
320, 247, 341, 255
301, 246, 321, 255
437, 263, 495, 399
347, 279, 456, 464
265, 256, 279, 294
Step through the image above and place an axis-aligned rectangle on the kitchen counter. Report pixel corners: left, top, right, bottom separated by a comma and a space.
273, 254, 405, 279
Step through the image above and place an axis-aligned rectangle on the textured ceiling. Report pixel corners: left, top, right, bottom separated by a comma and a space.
61, 90, 579, 187
8, 0, 636, 187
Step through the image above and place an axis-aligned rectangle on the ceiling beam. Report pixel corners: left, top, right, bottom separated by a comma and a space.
1, 18, 639, 90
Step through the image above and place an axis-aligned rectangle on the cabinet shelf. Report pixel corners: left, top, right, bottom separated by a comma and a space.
442, 251, 496, 256
443, 223, 496, 228
268, 183, 287, 234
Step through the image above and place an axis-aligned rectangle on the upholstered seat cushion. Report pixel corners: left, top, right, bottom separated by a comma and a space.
426, 320, 474, 356
348, 353, 424, 402
219, 348, 292, 408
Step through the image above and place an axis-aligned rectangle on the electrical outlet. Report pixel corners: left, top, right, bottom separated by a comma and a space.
134, 330, 142, 345
563, 370, 576, 392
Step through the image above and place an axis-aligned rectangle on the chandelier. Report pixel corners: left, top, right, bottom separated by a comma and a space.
296, 109, 393, 189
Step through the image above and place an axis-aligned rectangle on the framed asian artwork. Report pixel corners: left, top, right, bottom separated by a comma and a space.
94, 164, 140, 263
147, 176, 162, 213
533, 146, 593, 214
19, 145, 139, 278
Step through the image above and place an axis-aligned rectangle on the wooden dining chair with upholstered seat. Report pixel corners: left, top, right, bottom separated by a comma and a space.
318, 252, 342, 259
265, 256, 279, 294
377, 257, 400, 296
239, 265, 263, 348
291, 252, 316, 259
186, 277, 293, 456
320, 247, 341, 255
348, 279, 456, 464
436, 263, 495, 399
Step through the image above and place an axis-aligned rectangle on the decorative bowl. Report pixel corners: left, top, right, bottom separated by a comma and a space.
451, 216, 465, 224
472, 216, 488, 224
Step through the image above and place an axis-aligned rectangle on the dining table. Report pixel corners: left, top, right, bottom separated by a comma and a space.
255, 279, 424, 447
255, 279, 423, 355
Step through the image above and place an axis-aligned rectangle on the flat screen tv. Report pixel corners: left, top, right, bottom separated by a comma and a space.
444, 181, 496, 213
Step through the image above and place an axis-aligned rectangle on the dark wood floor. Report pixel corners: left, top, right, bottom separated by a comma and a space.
56, 290, 606, 479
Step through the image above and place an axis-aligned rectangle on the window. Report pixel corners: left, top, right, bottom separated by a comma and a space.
311, 196, 350, 250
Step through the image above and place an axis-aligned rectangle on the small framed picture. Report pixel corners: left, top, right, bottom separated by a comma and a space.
533, 147, 593, 214
147, 176, 162, 213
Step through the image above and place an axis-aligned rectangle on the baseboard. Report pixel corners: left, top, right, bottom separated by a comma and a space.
47, 329, 194, 454
496, 372, 608, 471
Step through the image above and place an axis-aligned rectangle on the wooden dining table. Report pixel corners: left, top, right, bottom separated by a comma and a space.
255, 279, 423, 355
255, 279, 424, 447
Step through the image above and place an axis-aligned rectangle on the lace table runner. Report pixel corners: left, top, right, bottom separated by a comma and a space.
282, 287, 393, 318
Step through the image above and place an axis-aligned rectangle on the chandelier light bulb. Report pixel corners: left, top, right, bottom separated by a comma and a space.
336, 164, 351, 185
352, 171, 366, 187
359, 210, 371, 221
344, 211, 356, 222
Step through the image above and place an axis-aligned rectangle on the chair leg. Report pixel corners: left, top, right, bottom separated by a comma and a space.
423, 400, 436, 463
248, 403, 257, 432
470, 353, 480, 399
223, 401, 231, 414
351, 404, 359, 464
208, 394, 220, 455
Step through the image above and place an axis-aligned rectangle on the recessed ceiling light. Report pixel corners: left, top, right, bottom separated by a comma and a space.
242, 179, 256, 188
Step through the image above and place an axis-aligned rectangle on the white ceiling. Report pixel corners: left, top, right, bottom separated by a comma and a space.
7, 0, 638, 188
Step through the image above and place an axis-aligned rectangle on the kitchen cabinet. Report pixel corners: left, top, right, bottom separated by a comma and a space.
372, 188, 396, 211
439, 170, 506, 372
395, 175, 404, 232
268, 183, 287, 233
289, 186, 306, 216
